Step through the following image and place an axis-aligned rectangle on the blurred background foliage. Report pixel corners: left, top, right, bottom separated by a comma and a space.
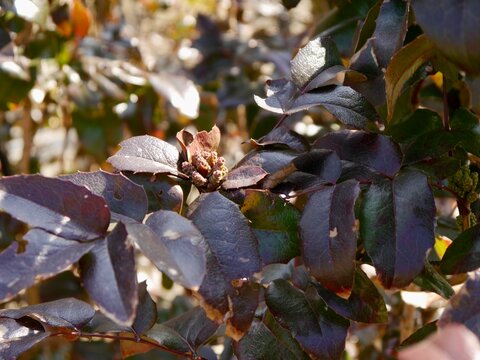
0, 0, 477, 359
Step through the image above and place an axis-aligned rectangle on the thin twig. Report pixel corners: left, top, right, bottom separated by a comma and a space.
442, 73, 450, 132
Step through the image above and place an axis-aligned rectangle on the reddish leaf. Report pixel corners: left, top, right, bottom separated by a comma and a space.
0, 175, 110, 241
177, 126, 220, 160
300, 180, 360, 295
222, 165, 268, 189
226, 282, 260, 340
0, 229, 94, 302
80, 223, 138, 326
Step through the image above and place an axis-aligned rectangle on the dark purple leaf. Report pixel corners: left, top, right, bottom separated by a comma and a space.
441, 224, 480, 274
124, 173, 183, 213
62, 170, 148, 222
132, 281, 157, 335
241, 190, 300, 265
300, 180, 360, 295
188, 192, 261, 319
0, 229, 94, 302
303, 65, 347, 93
265, 280, 349, 359
0, 318, 49, 360
439, 271, 480, 336
0, 298, 95, 330
314, 268, 388, 323
293, 149, 342, 183
80, 223, 138, 326
234, 318, 309, 360
126, 211, 206, 289
412, 0, 480, 75
107, 136, 181, 175
313, 130, 402, 177
290, 36, 342, 89
235, 150, 297, 175
144, 307, 218, 356
226, 282, 260, 340
0, 175, 110, 241
222, 165, 268, 190
254, 79, 297, 114
253, 124, 309, 153
360, 169, 436, 288
348, 0, 409, 106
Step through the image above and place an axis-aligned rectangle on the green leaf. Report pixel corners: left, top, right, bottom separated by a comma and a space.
265, 279, 349, 359
300, 180, 360, 295
399, 321, 438, 349
360, 169, 436, 288
385, 34, 436, 121
413, 262, 454, 299
241, 190, 301, 265
314, 268, 388, 324
450, 108, 480, 156
412, 0, 480, 75
441, 224, 480, 275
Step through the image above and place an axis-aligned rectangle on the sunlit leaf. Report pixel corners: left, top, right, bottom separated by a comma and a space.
0, 175, 110, 241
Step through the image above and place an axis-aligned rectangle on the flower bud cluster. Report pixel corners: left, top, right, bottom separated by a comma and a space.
449, 166, 479, 203
181, 150, 228, 191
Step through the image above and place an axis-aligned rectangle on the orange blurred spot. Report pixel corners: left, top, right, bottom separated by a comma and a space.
71, 0, 91, 39
430, 71, 443, 89
56, 21, 72, 37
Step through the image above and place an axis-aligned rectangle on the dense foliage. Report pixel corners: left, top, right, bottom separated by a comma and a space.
1, 0, 480, 359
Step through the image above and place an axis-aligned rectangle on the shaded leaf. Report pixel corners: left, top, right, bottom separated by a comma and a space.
290, 36, 342, 89
300, 180, 360, 295
450, 108, 480, 157
62, 170, 148, 222
348, 0, 409, 106
149, 73, 200, 118
0, 298, 95, 330
0, 175, 110, 241
255, 124, 309, 152
438, 271, 480, 336
0, 229, 93, 302
127, 211, 206, 289
235, 150, 297, 176
132, 281, 157, 335
0, 318, 49, 360
385, 34, 436, 121
80, 223, 138, 326
441, 224, 480, 275
227, 282, 260, 340
222, 165, 268, 190
188, 192, 261, 319
360, 169, 436, 288
241, 190, 300, 265
293, 150, 342, 183
412, 0, 480, 75
438, 271, 480, 337
314, 268, 388, 324
234, 319, 309, 360
144, 307, 218, 356
107, 135, 181, 176
124, 173, 183, 213
313, 130, 402, 177
265, 280, 349, 360
413, 262, 454, 299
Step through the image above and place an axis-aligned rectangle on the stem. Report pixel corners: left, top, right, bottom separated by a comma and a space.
19, 98, 33, 174
50, 331, 202, 359
442, 73, 450, 132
